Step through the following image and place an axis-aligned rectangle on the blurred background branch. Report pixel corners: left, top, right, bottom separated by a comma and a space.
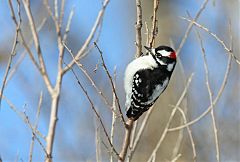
0, 0, 239, 161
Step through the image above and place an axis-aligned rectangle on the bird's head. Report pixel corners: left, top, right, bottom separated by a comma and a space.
144, 45, 176, 64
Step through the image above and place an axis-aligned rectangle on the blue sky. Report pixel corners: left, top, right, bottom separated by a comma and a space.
0, 0, 239, 161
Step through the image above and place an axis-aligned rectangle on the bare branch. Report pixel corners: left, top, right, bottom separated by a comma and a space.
69, 65, 119, 158
43, 0, 57, 23
147, 73, 194, 162
59, 0, 66, 27
149, 0, 160, 48
54, 0, 59, 20
110, 67, 117, 162
95, 121, 102, 162
170, 52, 196, 161
63, 7, 74, 42
127, 106, 154, 161
6, 18, 47, 85
8, 0, 43, 76
2, 95, 47, 155
94, 42, 125, 124
119, 119, 134, 162
29, 92, 43, 162
195, 30, 220, 162
180, 16, 240, 65
63, 0, 110, 73
63, 42, 113, 110
170, 105, 196, 161
169, 54, 232, 131
176, 0, 209, 55
144, 22, 150, 46
171, 154, 182, 162
135, 0, 143, 57
0, 7, 20, 108
22, 0, 53, 93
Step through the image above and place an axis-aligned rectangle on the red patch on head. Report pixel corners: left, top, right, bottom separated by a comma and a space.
169, 52, 176, 59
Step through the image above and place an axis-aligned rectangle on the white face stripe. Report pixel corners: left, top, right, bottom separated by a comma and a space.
157, 50, 172, 57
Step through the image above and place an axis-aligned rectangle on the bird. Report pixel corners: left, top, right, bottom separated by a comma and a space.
124, 45, 177, 120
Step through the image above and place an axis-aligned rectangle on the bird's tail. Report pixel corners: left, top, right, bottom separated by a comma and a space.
126, 106, 144, 121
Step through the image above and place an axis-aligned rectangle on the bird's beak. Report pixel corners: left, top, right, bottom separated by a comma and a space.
144, 46, 154, 56
144, 46, 151, 53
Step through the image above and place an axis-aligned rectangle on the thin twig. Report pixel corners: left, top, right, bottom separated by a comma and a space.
8, 0, 42, 76
22, 0, 53, 94
127, 106, 154, 161
119, 119, 134, 162
145, 22, 150, 46
110, 66, 117, 162
63, 0, 110, 74
170, 52, 196, 162
95, 121, 102, 162
135, 0, 143, 57
176, 0, 209, 55
171, 109, 185, 160
0, 7, 20, 108
147, 73, 194, 162
59, 0, 66, 27
2, 95, 47, 155
169, 54, 232, 131
94, 42, 125, 124
149, 0, 160, 48
63, 7, 74, 42
195, 30, 220, 162
45, 2, 74, 160
169, 105, 196, 162
63, 43, 113, 109
43, 0, 57, 23
180, 16, 240, 65
54, 0, 59, 20
171, 154, 182, 162
29, 92, 43, 162
6, 18, 47, 85
69, 66, 120, 158
128, 120, 138, 154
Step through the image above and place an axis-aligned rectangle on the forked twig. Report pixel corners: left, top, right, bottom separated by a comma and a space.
2, 95, 47, 155
176, 0, 209, 55
63, 43, 113, 109
195, 30, 220, 162
29, 92, 43, 162
63, 0, 110, 74
0, 17, 19, 109
69, 65, 119, 158
169, 54, 232, 131
180, 16, 239, 65
22, 0, 53, 93
94, 42, 125, 124
147, 73, 194, 162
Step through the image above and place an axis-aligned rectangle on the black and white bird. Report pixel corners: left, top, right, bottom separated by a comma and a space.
124, 45, 177, 120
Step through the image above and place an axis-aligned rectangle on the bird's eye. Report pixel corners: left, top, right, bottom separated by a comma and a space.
156, 52, 162, 57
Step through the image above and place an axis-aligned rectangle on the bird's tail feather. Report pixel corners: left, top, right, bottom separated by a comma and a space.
126, 106, 144, 121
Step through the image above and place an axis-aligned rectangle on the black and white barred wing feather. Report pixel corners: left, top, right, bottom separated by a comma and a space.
126, 69, 169, 119
124, 55, 170, 120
